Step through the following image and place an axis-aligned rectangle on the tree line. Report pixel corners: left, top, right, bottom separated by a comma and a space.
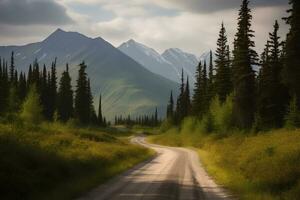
166, 0, 300, 131
0, 54, 107, 126
115, 108, 161, 127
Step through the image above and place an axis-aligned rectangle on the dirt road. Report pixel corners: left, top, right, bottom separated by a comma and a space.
77, 137, 232, 200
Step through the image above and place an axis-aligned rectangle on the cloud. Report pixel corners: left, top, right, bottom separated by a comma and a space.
0, 0, 73, 25
151, 0, 288, 13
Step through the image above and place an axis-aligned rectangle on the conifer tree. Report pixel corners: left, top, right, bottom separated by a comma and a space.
18, 72, 27, 102
166, 91, 174, 120
215, 23, 233, 103
232, 0, 258, 129
208, 50, 215, 102
192, 61, 204, 117
258, 21, 288, 129
202, 61, 209, 113
9, 51, 15, 83
57, 64, 73, 122
48, 59, 57, 120
283, 0, 300, 108
184, 76, 191, 116
154, 107, 158, 126
75, 62, 90, 124
98, 94, 103, 126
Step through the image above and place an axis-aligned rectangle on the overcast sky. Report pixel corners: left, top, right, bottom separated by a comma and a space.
0, 0, 290, 55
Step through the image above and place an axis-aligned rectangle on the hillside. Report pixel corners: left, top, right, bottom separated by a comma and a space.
0, 29, 179, 120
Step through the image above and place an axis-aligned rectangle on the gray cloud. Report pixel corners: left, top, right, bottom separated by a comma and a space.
157, 0, 288, 13
0, 0, 73, 25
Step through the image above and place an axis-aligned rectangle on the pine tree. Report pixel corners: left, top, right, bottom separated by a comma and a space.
215, 23, 233, 103
9, 51, 15, 83
175, 69, 185, 123
166, 91, 174, 120
48, 59, 57, 120
154, 107, 158, 126
75, 62, 90, 124
57, 64, 74, 122
192, 61, 204, 117
184, 76, 191, 116
283, 0, 300, 108
208, 50, 215, 100
98, 94, 103, 126
202, 61, 209, 113
18, 72, 27, 102
258, 21, 288, 129
232, 0, 258, 129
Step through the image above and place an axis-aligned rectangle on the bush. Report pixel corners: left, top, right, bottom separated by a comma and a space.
20, 85, 43, 126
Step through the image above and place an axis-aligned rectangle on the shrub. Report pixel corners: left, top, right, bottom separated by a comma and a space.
20, 85, 43, 126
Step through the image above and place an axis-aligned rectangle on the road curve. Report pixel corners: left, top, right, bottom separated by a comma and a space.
77, 137, 232, 200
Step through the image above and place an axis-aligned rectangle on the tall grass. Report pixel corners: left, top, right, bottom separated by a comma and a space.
150, 95, 300, 199
151, 124, 300, 199
0, 122, 153, 200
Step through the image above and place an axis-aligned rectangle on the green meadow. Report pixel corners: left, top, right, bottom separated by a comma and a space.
0, 122, 153, 200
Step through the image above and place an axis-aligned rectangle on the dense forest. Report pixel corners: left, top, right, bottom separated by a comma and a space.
0, 56, 107, 126
165, 0, 300, 132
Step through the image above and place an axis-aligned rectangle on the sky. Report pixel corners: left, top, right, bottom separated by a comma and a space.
0, 0, 290, 56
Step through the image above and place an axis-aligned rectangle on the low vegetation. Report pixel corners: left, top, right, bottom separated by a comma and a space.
0, 122, 153, 200
150, 120, 300, 200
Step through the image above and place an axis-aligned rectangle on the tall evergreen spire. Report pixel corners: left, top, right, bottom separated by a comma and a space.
283, 0, 300, 108
215, 22, 232, 103
232, 0, 258, 129
98, 94, 103, 126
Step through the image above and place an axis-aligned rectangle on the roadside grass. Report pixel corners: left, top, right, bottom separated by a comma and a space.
0, 122, 153, 200
150, 128, 300, 200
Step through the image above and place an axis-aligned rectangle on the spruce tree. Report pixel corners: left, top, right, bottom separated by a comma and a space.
215, 23, 233, 103
75, 62, 90, 124
232, 0, 258, 129
184, 76, 191, 116
192, 61, 204, 117
57, 64, 74, 122
9, 51, 15, 83
18, 72, 27, 102
202, 61, 209, 113
48, 59, 57, 120
208, 50, 215, 101
283, 0, 300, 108
98, 94, 103, 126
166, 91, 174, 120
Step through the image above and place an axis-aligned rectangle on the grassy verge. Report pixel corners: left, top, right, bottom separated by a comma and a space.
0, 122, 153, 200
150, 128, 300, 200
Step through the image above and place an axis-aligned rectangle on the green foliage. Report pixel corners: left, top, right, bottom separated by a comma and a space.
20, 85, 43, 126
285, 96, 300, 129
232, 0, 258, 129
57, 64, 73, 122
209, 95, 234, 133
0, 123, 152, 200
283, 0, 300, 107
152, 127, 300, 200
215, 23, 232, 104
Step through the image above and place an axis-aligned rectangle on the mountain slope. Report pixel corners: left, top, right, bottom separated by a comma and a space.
0, 29, 178, 120
118, 40, 199, 84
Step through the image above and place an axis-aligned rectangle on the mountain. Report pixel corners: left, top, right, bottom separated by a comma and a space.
118, 40, 199, 84
0, 29, 178, 120
162, 48, 198, 83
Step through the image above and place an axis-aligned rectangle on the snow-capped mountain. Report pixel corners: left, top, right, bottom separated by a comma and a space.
118, 40, 199, 84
